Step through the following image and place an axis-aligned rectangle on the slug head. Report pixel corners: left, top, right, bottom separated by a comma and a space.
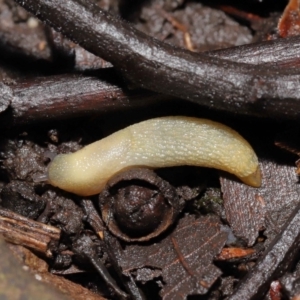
46, 151, 119, 196
46, 153, 93, 194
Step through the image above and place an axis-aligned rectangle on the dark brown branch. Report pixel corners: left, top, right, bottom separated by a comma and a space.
11, 0, 300, 119
5, 70, 167, 125
1, 26, 300, 124
210, 35, 300, 68
3, 32, 300, 126
2, 36, 300, 125
2, 37, 300, 126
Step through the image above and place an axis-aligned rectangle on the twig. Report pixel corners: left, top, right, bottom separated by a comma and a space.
104, 232, 147, 300
0, 208, 61, 257
11, 0, 300, 119
1, 36, 300, 125
3, 70, 166, 126
210, 35, 300, 68
81, 199, 105, 239
72, 235, 128, 299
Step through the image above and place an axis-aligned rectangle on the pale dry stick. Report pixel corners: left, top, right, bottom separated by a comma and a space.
0, 208, 60, 257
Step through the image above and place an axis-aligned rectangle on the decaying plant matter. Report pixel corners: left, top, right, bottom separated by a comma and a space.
1, 0, 300, 299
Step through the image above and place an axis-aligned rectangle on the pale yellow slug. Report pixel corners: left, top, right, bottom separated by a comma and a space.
47, 116, 261, 196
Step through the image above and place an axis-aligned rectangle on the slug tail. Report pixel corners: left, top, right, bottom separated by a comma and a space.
239, 166, 262, 187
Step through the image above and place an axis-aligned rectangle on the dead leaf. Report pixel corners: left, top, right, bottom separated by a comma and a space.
216, 247, 255, 260
221, 159, 300, 246
120, 214, 227, 299
278, 0, 300, 37
269, 281, 282, 300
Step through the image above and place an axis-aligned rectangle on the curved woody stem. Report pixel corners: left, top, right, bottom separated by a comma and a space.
12, 0, 300, 119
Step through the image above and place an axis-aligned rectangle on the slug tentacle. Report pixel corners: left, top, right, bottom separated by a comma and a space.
47, 116, 261, 196
32, 173, 49, 183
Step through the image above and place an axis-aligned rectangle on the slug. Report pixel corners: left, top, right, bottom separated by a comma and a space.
47, 116, 261, 196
